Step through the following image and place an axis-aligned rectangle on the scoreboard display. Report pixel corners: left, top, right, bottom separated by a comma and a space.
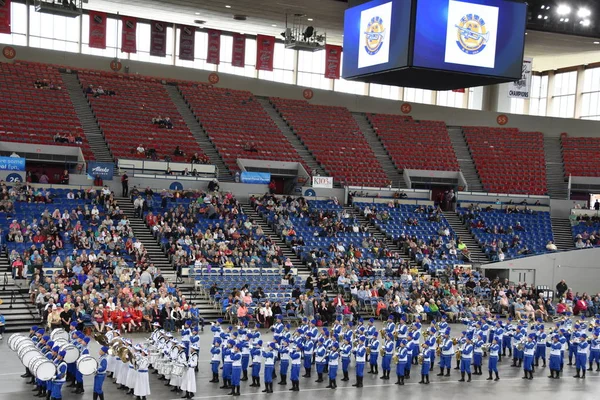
342, 0, 527, 89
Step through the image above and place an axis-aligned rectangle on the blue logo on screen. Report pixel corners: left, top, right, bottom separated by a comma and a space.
364, 16, 386, 56
455, 14, 490, 55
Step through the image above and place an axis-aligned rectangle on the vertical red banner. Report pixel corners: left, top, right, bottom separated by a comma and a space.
0, 0, 11, 34
179, 25, 195, 61
324, 44, 342, 80
255, 34, 275, 71
150, 21, 167, 57
121, 16, 137, 54
232, 33, 246, 68
88, 11, 107, 49
206, 29, 221, 65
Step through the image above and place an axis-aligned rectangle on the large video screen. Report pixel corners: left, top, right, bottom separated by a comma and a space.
342, 0, 412, 80
412, 0, 527, 79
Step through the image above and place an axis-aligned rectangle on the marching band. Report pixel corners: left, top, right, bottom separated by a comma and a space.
9, 312, 600, 399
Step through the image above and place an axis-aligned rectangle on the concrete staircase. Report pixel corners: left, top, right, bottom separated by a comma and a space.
0, 252, 41, 332
448, 127, 483, 192
352, 113, 406, 188
443, 211, 489, 264
165, 85, 232, 181
544, 136, 569, 199
241, 204, 310, 278
551, 217, 575, 251
62, 72, 114, 163
257, 97, 327, 177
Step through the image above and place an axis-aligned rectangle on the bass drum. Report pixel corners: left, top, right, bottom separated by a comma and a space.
31, 357, 56, 381
76, 355, 98, 376
8, 334, 29, 351
22, 349, 42, 368
50, 328, 69, 342
59, 343, 80, 364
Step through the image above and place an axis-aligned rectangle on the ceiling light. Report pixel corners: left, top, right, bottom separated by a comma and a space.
582, 19, 591, 27
556, 4, 571, 16
559, 17, 564, 22
538, 14, 542, 19
307, 18, 313, 21
271, 24, 277, 27
578, 8, 591, 18
195, 12, 200, 15
225, 5, 231, 8
540, 5, 545, 9
544, 15, 549, 20
594, 41, 600, 44
564, 18, 569, 22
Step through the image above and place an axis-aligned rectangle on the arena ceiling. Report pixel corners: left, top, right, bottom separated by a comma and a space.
85, 0, 600, 70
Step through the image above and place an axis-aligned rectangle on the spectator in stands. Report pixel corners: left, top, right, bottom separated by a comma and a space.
207, 180, 219, 192
11, 256, 24, 280
75, 134, 83, 145
60, 169, 69, 185
546, 240, 557, 252
121, 173, 129, 197
174, 146, 184, 157
164, 117, 173, 129
93, 86, 105, 97
595, 200, 600, 211
575, 238, 585, 249
136, 144, 145, 155
556, 279, 568, 299
38, 171, 49, 184
85, 84, 94, 95
34, 79, 46, 89
190, 153, 201, 164
9, 152, 19, 158
165, 168, 174, 176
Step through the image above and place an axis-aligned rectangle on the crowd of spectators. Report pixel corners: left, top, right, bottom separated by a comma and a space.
151, 116, 173, 129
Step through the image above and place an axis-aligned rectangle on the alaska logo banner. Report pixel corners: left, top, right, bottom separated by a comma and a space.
87, 162, 114, 181
89, 11, 107, 49
0, 0, 10, 34
179, 25, 196, 61
150, 20, 167, 57
256, 34, 275, 71
121, 16, 137, 54
206, 29, 221, 65
232, 33, 246, 68
324, 44, 342, 80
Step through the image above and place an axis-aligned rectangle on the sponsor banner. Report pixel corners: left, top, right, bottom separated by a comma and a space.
0, 156, 25, 171
121, 16, 137, 54
232, 33, 246, 67
312, 176, 333, 189
241, 172, 271, 184
89, 11, 107, 49
452, 88, 465, 93
0, 0, 10, 34
324, 44, 342, 79
255, 34, 275, 71
87, 162, 114, 181
508, 57, 533, 99
179, 25, 196, 61
150, 20, 167, 57
206, 29, 221, 65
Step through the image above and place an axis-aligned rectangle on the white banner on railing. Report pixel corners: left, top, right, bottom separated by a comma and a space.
508, 57, 533, 99
312, 176, 333, 188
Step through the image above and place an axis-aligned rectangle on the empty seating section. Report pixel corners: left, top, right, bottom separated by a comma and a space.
464, 127, 546, 195
562, 136, 600, 177
271, 98, 388, 187
367, 114, 459, 171
355, 203, 464, 272
180, 85, 306, 172
458, 207, 553, 261
0, 61, 94, 160
78, 70, 205, 162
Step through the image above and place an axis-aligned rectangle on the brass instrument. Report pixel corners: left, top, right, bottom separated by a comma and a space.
379, 348, 385, 357
516, 341, 525, 351
423, 331, 430, 340
481, 343, 491, 352
452, 338, 458, 346
94, 332, 109, 347
418, 355, 424, 365
366, 347, 371, 356
436, 347, 441, 356
455, 350, 462, 361
392, 355, 399, 364
436, 336, 443, 345
393, 331, 399, 339
589, 322, 596, 330
379, 329, 387, 338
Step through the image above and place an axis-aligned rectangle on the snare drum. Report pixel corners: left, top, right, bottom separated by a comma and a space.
171, 363, 185, 377
31, 357, 56, 381
77, 355, 98, 376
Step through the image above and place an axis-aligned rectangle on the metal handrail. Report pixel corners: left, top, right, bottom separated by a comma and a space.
2, 273, 7, 291
9, 289, 15, 309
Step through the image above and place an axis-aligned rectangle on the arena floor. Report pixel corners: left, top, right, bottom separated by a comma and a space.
2, 323, 598, 400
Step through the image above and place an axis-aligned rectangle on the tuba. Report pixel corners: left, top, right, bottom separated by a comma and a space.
94, 332, 109, 347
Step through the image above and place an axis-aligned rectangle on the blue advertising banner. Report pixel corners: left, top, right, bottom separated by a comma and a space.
241, 172, 271, 184
87, 162, 114, 181
0, 156, 25, 171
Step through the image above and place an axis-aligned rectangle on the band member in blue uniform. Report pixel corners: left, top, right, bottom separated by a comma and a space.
419, 342, 432, 384
250, 340, 262, 387
289, 342, 301, 392
93, 346, 108, 400
262, 342, 276, 393
487, 337, 500, 381
340, 337, 352, 382
220, 340, 233, 390
52, 350, 68, 400
535, 323, 547, 368
72, 334, 91, 394
473, 333, 484, 375
327, 342, 339, 389
438, 328, 453, 377
368, 332, 380, 374
523, 333, 536, 380
458, 333, 473, 383
315, 337, 326, 382
547, 335, 562, 379
395, 339, 408, 385
589, 330, 600, 372
301, 330, 314, 378
352, 336, 366, 388
381, 333, 394, 380
278, 338, 290, 386
209, 337, 222, 383
574, 333, 589, 379
229, 343, 242, 396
